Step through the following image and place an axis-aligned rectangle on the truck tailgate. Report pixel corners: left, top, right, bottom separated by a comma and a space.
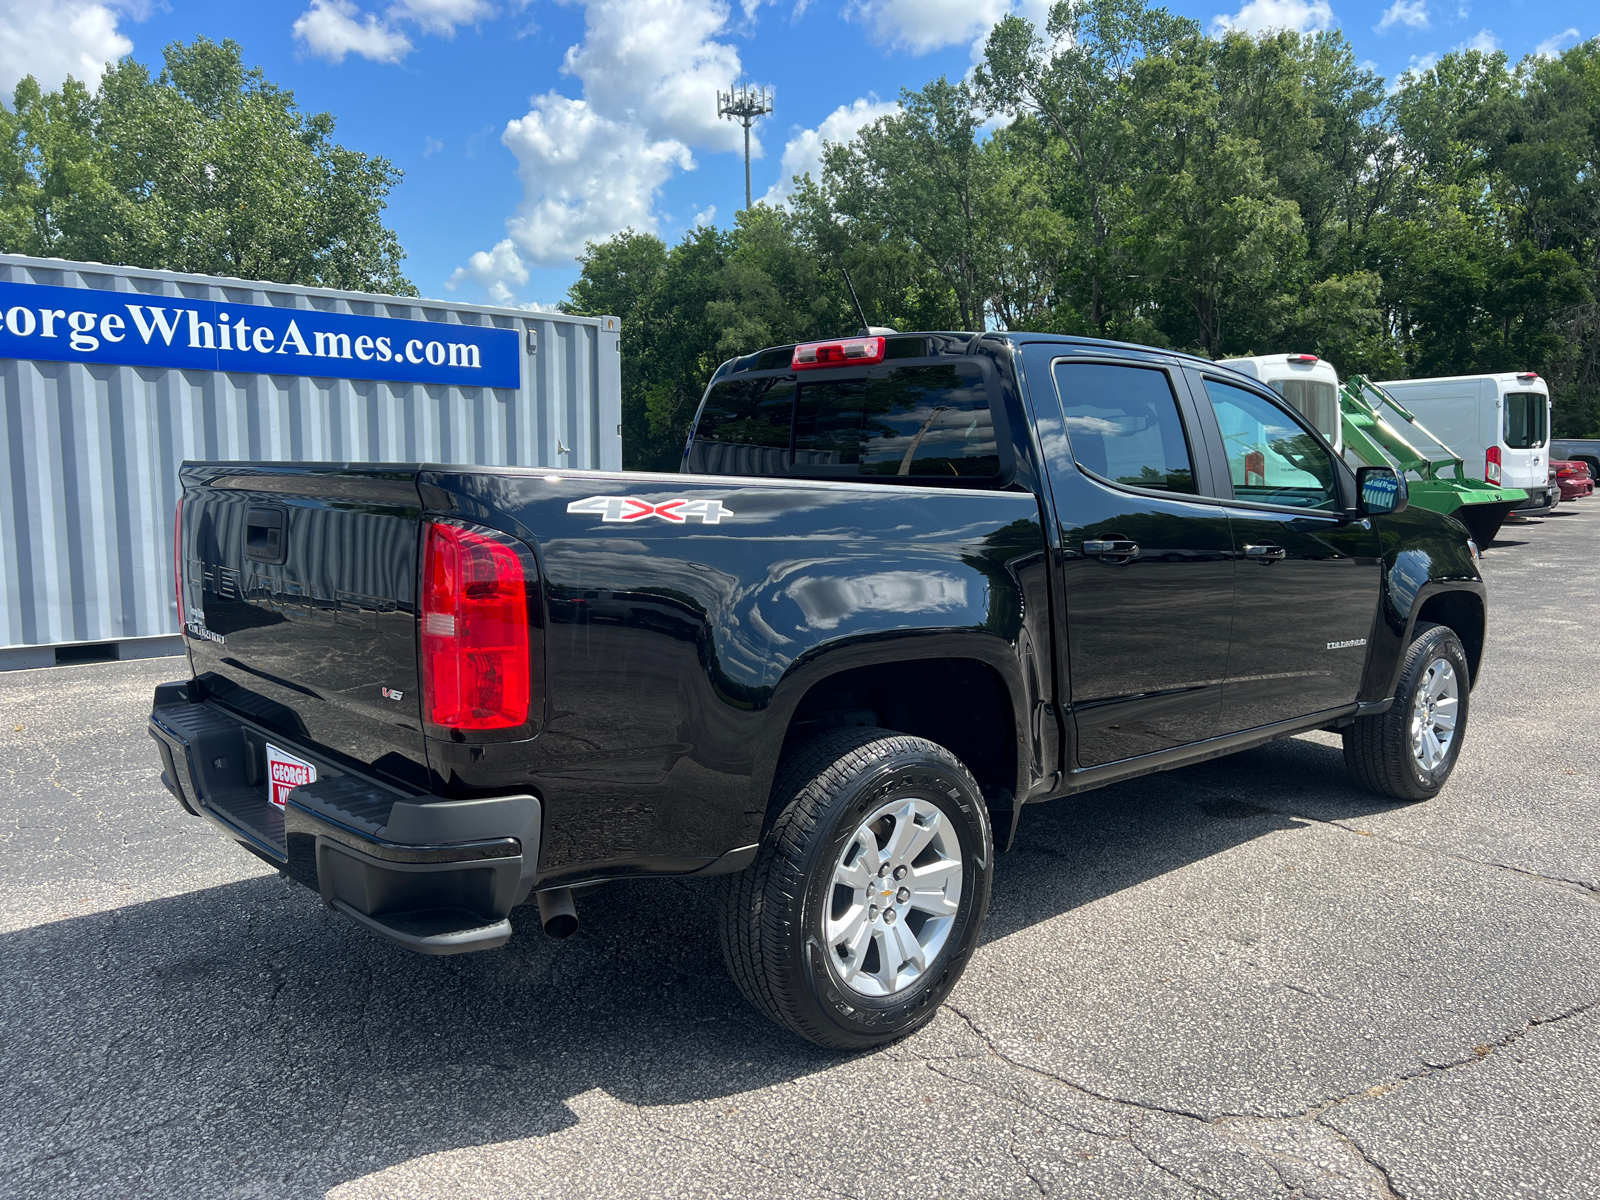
178, 464, 429, 793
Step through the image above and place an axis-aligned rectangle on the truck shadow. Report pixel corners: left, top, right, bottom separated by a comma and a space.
1, 734, 1405, 1198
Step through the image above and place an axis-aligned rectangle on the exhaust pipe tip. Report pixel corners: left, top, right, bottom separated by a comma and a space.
536, 887, 579, 939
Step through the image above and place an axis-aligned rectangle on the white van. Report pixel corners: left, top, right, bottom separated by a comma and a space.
1374, 372, 1553, 513
1216, 353, 1343, 453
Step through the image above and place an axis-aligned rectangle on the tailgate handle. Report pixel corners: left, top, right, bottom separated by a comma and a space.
245, 506, 287, 564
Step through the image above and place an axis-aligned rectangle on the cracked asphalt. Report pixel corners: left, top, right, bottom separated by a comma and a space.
2, 509, 1598, 1200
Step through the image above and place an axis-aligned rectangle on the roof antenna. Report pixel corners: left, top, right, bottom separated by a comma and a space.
841, 267, 896, 337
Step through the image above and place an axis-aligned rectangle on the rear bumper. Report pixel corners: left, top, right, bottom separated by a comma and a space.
1510, 487, 1556, 515
149, 682, 541, 955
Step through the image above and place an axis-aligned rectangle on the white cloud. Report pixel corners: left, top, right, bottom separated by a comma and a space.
1458, 27, 1498, 52
1209, 0, 1335, 36
760, 96, 900, 207
563, 0, 752, 152
0, 0, 134, 96
446, 238, 529, 303
390, 0, 495, 36
497, 92, 694, 268
454, 0, 771, 296
292, 0, 496, 63
1534, 27, 1581, 57
423, 135, 444, 156
293, 0, 413, 63
847, 0, 1010, 54
693, 205, 717, 226
1376, 0, 1427, 33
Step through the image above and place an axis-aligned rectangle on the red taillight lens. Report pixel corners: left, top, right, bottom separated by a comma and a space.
792, 336, 886, 370
1486, 446, 1502, 483
421, 522, 531, 731
173, 497, 185, 633
1287, 353, 1319, 364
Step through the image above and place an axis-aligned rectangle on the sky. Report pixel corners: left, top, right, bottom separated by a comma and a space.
3, 0, 1593, 310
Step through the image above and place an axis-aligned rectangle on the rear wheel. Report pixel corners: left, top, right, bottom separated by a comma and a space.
719, 727, 992, 1050
1343, 621, 1470, 801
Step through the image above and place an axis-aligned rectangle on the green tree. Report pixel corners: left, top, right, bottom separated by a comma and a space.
0, 37, 413, 294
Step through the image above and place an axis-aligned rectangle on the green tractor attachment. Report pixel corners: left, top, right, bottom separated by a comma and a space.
1340, 375, 1526, 545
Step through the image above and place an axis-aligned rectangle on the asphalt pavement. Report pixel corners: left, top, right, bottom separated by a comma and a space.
1, 508, 1597, 1200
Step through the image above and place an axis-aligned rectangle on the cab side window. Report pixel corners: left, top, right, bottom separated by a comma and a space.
1203, 378, 1339, 511
1050, 362, 1197, 494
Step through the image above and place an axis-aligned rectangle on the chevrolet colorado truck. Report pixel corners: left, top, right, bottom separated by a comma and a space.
149, 331, 1486, 1049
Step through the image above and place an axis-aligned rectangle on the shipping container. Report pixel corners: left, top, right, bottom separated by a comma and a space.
0, 252, 621, 667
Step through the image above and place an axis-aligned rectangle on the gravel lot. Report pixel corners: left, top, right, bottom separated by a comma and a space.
2, 508, 1597, 1200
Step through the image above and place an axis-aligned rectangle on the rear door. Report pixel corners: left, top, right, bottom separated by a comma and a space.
1030, 352, 1235, 767
1500, 385, 1549, 495
1189, 375, 1381, 729
180, 465, 430, 791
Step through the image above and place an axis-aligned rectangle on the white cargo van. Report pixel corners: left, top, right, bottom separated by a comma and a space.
1375, 372, 1553, 513
1216, 353, 1343, 452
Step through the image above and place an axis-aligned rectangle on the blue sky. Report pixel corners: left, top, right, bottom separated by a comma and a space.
5, 0, 1593, 309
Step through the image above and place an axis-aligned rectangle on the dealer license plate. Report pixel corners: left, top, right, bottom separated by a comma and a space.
265, 743, 317, 809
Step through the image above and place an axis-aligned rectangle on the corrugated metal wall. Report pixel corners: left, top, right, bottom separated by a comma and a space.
0, 254, 622, 650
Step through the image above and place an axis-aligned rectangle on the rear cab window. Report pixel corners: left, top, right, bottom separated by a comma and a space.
686, 341, 1002, 482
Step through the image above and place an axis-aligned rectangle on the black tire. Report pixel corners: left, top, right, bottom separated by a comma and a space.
1343, 622, 1471, 801
718, 727, 993, 1050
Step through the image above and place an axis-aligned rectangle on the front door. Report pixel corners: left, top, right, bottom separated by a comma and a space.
1196, 376, 1382, 730
1035, 355, 1236, 767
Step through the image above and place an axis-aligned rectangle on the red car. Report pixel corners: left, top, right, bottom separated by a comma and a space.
1554, 459, 1594, 501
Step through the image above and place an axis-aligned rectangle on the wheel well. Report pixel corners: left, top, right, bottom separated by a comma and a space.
778, 658, 1017, 808
1414, 591, 1485, 684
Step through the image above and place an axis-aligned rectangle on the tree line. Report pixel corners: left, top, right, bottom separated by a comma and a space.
0, 38, 413, 296
2, 14, 1594, 474
564, 0, 1600, 471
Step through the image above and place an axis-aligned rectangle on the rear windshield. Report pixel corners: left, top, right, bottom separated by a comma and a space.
687, 361, 999, 479
1268, 378, 1339, 444
1504, 392, 1548, 449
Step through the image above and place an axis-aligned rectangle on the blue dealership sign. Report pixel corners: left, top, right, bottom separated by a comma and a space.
0, 280, 521, 389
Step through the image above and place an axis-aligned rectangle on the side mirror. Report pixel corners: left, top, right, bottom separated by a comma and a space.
1357, 465, 1409, 516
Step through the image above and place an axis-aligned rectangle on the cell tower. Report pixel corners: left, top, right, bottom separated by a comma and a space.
717, 85, 774, 211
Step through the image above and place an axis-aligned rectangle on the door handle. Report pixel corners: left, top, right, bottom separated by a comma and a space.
1083, 539, 1140, 558
1242, 543, 1287, 561
245, 506, 287, 564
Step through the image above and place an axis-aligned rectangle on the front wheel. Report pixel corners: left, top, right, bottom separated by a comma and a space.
1343, 621, 1471, 801
719, 728, 993, 1050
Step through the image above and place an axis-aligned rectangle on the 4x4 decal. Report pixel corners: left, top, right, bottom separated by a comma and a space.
566, 496, 733, 524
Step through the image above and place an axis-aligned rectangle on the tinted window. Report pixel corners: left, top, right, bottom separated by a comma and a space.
1504, 392, 1547, 449
859, 364, 998, 477
686, 377, 795, 474
1269, 378, 1339, 443
1050, 362, 1196, 494
792, 378, 868, 469
791, 362, 998, 478
1204, 379, 1339, 510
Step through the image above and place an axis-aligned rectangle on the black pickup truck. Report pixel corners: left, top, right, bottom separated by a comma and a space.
149, 331, 1486, 1048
